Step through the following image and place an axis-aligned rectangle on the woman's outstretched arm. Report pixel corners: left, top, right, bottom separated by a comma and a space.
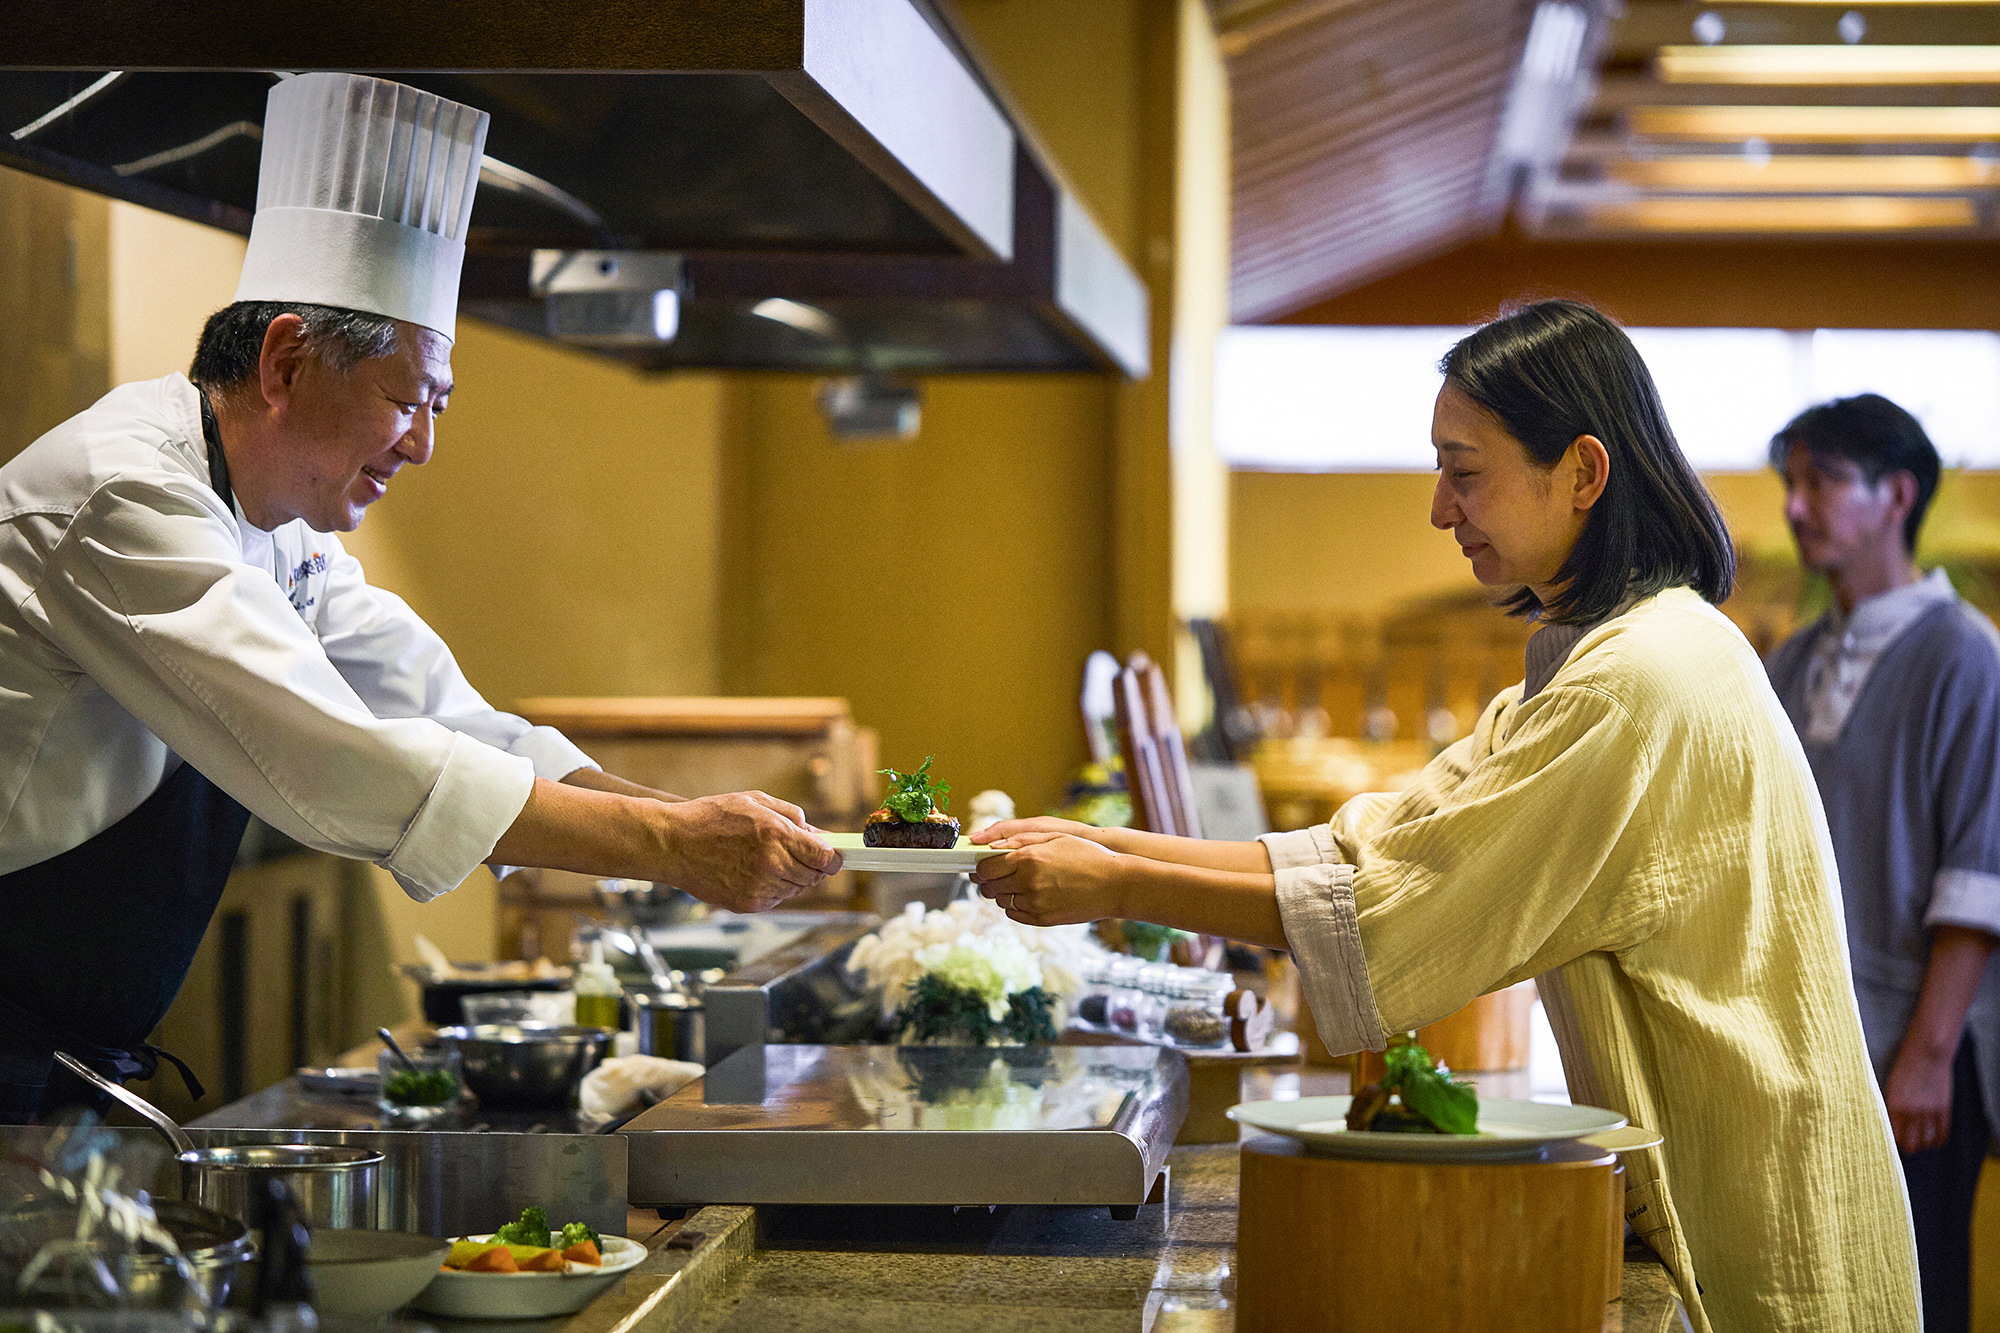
969, 832, 1289, 949
972, 816, 1274, 874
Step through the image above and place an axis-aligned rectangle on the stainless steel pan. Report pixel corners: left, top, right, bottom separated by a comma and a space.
54, 1052, 381, 1229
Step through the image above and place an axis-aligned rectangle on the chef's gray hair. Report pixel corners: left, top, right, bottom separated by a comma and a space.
189, 301, 400, 394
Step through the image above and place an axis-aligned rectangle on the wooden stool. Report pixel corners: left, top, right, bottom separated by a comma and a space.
1236, 1133, 1622, 1332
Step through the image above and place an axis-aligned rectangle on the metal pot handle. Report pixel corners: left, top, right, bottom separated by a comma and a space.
53, 1050, 196, 1155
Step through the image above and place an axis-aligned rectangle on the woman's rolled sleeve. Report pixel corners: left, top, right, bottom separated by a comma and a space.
1274, 860, 1388, 1055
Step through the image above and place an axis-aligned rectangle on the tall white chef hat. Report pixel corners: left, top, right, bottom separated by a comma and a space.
233, 73, 490, 341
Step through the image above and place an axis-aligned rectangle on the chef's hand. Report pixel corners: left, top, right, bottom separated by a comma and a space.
658, 792, 842, 914
971, 816, 1118, 848
971, 832, 1123, 926
1884, 1041, 1954, 1154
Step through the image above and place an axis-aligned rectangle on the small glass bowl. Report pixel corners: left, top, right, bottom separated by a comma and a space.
377, 1046, 462, 1125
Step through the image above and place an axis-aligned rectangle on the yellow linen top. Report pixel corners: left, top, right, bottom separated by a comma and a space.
1265, 587, 1918, 1333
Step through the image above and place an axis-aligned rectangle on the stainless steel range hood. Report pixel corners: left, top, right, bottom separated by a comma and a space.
0, 0, 1146, 377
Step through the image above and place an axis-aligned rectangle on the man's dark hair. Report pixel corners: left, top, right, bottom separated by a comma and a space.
1767, 393, 1941, 554
189, 301, 400, 394
1440, 299, 1736, 626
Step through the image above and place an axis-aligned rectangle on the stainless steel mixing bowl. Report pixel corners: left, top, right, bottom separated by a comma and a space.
433, 1024, 613, 1108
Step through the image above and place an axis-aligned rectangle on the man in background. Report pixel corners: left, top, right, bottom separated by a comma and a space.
1766, 393, 2000, 1333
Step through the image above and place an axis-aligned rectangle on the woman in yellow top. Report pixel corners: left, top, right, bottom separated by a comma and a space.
972, 300, 1919, 1332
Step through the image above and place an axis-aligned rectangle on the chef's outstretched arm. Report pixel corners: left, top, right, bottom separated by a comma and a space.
559, 767, 686, 803
488, 778, 841, 914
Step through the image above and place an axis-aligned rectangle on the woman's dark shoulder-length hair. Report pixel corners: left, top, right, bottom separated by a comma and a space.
1440, 299, 1735, 625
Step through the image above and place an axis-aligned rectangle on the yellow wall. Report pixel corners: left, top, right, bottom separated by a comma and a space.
106, 200, 247, 384
1231, 468, 2000, 619
340, 319, 728, 703
717, 372, 1114, 815
0, 167, 108, 462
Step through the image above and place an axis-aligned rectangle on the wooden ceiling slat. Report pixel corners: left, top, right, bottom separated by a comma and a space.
1221, 0, 1536, 319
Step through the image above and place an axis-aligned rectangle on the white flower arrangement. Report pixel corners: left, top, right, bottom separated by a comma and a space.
847, 896, 1101, 1036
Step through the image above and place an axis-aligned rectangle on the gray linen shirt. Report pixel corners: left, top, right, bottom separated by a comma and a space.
1767, 574, 2000, 1132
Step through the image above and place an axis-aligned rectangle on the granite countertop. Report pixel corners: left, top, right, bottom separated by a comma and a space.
576, 1143, 1682, 1333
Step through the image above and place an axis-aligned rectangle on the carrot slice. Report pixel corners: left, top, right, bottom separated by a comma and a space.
463, 1246, 518, 1273
561, 1241, 601, 1266
517, 1247, 566, 1272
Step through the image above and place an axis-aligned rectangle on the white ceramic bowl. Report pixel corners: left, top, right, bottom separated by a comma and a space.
410, 1234, 645, 1320
305, 1229, 453, 1318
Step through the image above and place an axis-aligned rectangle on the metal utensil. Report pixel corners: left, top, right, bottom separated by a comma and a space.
376, 1026, 420, 1075
53, 1051, 195, 1154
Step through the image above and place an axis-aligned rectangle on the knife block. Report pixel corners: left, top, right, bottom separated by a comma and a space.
1235, 1134, 1622, 1333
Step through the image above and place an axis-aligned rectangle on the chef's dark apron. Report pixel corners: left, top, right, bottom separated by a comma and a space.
0, 388, 251, 1124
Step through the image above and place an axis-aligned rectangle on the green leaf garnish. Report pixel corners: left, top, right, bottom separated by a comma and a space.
879, 755, 951, 823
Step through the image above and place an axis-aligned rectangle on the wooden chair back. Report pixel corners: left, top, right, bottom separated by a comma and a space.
1140, 657, 1204, 840
1113, 657, 1177, 835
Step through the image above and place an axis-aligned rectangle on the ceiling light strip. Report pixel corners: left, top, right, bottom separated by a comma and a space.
1606, 154, 2000, 190
1629, 104, 2000, 141
1585, 195, 1978, 231
1658, 45, 2000, 85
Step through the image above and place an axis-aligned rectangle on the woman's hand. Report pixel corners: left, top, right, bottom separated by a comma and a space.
971, 816, 1117, 848
971, 832, 1126, 926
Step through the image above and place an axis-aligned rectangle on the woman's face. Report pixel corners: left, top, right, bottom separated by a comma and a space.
1429, 383, 1597, 596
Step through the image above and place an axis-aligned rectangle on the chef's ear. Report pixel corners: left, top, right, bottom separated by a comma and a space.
256, 314, 314, 408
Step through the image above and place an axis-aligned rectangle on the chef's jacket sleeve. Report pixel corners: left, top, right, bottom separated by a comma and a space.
30, 472, 533, 902
308, 534, 597, 783
1261, 682, 1666, 1055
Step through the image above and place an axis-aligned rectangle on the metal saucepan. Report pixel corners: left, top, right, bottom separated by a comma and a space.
0, 1195, 255, 1310
53, 1052, 382, 1230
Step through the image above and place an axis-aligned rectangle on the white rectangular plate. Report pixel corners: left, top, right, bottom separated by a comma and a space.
825, 831, 1006, 874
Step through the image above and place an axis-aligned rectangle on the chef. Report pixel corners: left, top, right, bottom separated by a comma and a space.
0, 73, 840, 1124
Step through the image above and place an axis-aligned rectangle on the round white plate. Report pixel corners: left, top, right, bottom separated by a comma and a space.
410, 1233, 645, 1320
1227, 1096, 1627, 1161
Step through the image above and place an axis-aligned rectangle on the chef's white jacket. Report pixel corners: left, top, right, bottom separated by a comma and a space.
0, 374, 595, 901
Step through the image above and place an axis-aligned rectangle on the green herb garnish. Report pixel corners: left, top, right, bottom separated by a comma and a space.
1380, 1034, 1478, 1135
382, 1066, 458, 1106
879, 756, 950, 824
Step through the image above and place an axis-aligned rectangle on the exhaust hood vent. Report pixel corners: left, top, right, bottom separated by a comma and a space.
2, 0, 1147, 378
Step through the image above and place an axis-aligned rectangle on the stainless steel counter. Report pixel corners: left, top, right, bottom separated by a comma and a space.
622, 1043, 1188, 1213
187, 1079, 625, 1240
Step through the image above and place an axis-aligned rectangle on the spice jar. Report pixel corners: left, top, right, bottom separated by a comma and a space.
1073, 957, 1116, 1030
1160, 972, 1234, 1049
1105, 957, 1146, 1033
1134, 964, 1182, 1041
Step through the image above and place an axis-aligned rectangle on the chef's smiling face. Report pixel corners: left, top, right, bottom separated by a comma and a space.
272, 320, 453, 533
1429, 383, 1592, 596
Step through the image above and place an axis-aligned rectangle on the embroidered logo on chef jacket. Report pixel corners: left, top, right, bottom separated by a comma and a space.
286, 550, 328, 619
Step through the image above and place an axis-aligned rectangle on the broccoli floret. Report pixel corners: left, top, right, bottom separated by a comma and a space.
559, 1222, 600, 1250
494, 1205, 550, 1248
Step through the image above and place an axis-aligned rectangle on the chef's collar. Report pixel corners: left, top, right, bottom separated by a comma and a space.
198, 390, 234, 516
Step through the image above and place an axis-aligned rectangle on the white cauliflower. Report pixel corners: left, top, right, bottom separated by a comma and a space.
847, 895, 1107, 1025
